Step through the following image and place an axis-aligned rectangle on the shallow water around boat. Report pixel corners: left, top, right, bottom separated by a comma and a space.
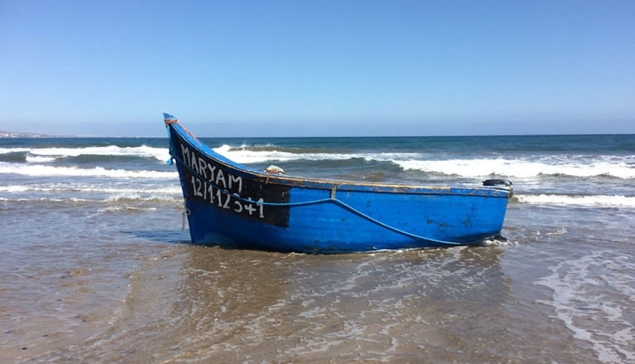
1, 135, 634, 362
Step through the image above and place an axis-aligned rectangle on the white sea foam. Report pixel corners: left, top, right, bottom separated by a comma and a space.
0, 195, 179, 203
0, 182, 182, 203
397, 158, 635, 179
517, 194, 635, 208
0, 147, 29, 154
0, 185, 30, 193
0, 163, 177, 179
214, 147, 297, 164
215, 145, 363, 164
0, 184, 181, 195
213, 145, 635, 180
105, 193, 180, 203
213, 144, 422, 165
25, 155, 57, 163
535, 251, 635, 363
0, 145, 170, 162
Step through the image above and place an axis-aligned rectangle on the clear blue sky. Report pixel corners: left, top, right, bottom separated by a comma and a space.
1, 0, 634, 137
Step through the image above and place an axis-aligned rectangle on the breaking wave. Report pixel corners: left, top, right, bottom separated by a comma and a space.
515, 194, 635, 208
0, 145, 170, 162
214, 144, 635, 180
0, 163, 177, 179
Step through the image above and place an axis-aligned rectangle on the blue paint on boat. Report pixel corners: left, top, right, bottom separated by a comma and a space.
164, 113, 513, 254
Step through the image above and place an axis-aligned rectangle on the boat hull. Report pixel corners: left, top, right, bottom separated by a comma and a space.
166, 118, 512, 254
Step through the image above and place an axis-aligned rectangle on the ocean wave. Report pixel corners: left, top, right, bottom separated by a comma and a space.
0, 145, 170, 162
516, 194, 635, 208
0, 163, 178, 179
396, 158, 635, 179
535, 251, 635, 363
0, 184, 182, 195
26, 154, 57, 163
104, 194, 181, 203
97, 206, 161, 213
0, 194, 181, 204
214, 144, 422, 165
209, 144, 635, 180
0, 151, 27, 163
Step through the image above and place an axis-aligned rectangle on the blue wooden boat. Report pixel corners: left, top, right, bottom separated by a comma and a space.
164, 113, 513, 254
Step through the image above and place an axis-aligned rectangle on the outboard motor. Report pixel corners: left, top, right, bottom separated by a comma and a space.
482, 179, 514, 196
482, 179, 513, 187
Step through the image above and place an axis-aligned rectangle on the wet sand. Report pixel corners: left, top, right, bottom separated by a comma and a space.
2, 202, 635, 363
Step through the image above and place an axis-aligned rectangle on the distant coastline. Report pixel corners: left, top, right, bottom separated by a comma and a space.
0, 131, 52, 138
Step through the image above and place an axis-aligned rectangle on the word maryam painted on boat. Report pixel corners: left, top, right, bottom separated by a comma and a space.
181, 145, 243, 194
179, 144, 265, 217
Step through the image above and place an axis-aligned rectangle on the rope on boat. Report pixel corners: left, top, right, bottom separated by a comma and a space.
182, 201, 191, 231
167, 141, 464, 246
164, 114, 199, 141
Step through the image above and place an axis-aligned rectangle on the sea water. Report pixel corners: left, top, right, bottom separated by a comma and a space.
1, 133, 634, 362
